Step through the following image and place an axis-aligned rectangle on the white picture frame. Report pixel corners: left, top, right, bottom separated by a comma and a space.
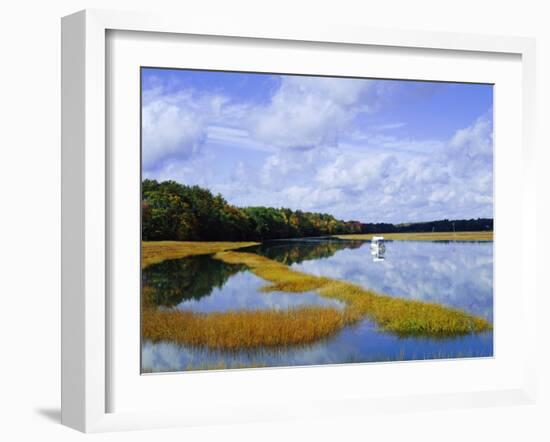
61, 9, 538, 433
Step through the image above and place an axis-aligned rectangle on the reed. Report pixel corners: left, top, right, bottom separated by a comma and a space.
333, 231, 493, 241
142, 306, 345, 350
141, 241, 258, 268
318, 281, 490, 336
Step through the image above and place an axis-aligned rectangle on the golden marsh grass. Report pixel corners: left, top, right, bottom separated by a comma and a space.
141, 240, 258, 268
334, 231, 493, 241
142, 306, 345, 350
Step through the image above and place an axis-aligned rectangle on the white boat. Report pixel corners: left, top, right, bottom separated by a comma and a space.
370, 236, 385, 249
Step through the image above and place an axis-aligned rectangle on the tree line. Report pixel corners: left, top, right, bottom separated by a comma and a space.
142, 180, 362, 241
142, 179, 493, 241
361, 218, 493, 234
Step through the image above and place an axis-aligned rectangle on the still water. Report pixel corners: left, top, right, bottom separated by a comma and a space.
142, 239, 493, 372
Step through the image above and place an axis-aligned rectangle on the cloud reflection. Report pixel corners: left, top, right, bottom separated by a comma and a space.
293, 241, 493, 320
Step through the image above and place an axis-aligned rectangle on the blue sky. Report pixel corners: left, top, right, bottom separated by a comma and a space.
142, 67, 493, 223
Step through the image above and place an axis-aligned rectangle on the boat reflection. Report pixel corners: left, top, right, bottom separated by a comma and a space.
370, 236, 386, 262
371, 247, 385, 262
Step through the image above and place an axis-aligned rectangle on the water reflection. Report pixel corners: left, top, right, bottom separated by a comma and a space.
143, 319, 492, 372
241, 238, 364, 266
142, 239, 494, 373
371, 244, 386, 262
290, 241, 493, 321
173, 270, 344, 313
142, 255, 245, 307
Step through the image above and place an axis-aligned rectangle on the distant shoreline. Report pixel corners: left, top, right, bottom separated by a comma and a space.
333, 231, 493, 241
141, 232, 493, 269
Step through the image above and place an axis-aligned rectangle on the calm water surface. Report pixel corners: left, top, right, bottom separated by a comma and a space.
142, 239, 493, 372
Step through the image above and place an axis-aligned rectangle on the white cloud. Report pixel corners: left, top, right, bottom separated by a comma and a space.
250, 76, 376, 150
206, 125, 277, 153
142, 89, 229, 171
370, 122, 406, 131
315, 155, 399, 192
446, 112, 493, 178
282, 186, 344, 211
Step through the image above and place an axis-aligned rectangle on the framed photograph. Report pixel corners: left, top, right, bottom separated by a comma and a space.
61, 9, 538, 432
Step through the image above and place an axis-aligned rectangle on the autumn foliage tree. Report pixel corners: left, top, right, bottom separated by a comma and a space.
142, 180, 360, 241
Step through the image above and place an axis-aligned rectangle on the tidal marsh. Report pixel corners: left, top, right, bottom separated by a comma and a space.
214, 251, 491, 337
141, 242, 491, 352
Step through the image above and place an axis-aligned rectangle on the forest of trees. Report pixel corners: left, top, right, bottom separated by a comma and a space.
361, 218, 493, 234
142, 180, 362, 241
142, 179, 493, 242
